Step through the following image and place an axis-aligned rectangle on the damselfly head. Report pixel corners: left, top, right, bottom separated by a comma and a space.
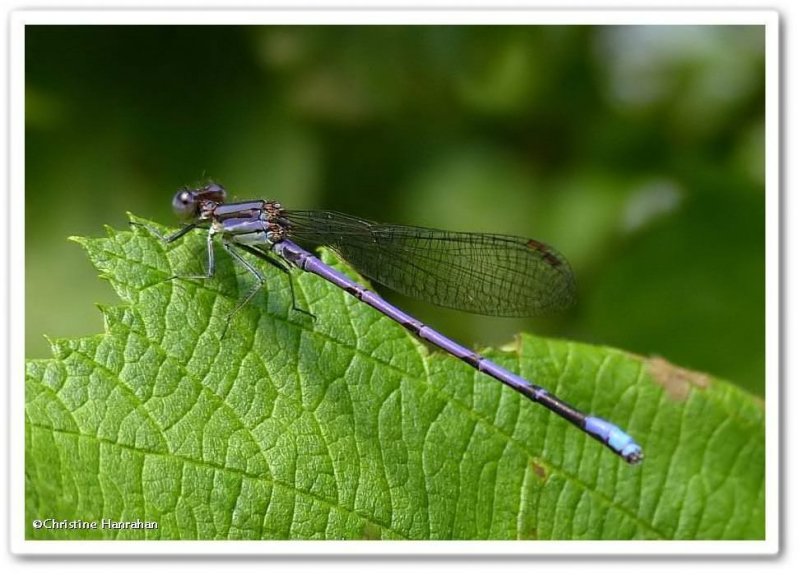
172, 183, 227, 220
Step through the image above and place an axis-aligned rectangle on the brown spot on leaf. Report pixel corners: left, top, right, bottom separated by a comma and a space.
530, 459, 548, 480
361, 522, 382, 540
519, 527, 538, 540
647, 356, 710, 401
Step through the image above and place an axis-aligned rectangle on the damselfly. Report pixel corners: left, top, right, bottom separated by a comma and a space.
141, 182, 643, 464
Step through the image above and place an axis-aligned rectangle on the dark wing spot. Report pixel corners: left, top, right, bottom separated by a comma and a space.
526, 239, 563, 268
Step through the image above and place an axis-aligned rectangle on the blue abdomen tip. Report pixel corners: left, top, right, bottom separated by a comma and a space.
584, 416, 644, 464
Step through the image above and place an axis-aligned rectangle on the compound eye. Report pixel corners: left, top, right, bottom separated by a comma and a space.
172, 189, 198, 220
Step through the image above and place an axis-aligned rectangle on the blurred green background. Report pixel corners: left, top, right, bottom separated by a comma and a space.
25, 25, 766, 394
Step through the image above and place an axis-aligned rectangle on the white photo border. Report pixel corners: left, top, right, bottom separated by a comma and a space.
8, 7, 780, 556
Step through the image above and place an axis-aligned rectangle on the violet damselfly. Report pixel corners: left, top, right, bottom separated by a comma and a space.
143, 182, 643, 464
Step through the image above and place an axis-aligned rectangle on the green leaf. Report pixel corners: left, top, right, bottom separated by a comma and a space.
25, 218, 765, 540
